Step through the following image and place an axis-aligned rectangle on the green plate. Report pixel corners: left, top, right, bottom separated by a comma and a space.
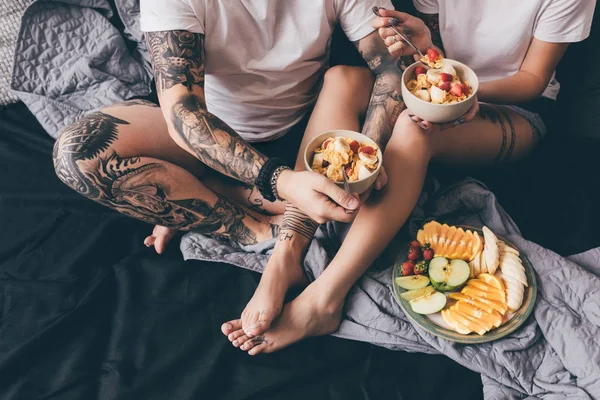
392, 226, 537, 344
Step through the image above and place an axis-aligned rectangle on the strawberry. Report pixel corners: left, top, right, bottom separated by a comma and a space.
415, 66, 427, 76
345, 166, 353, 176
407, 246, 422, 261
427, 48, 440, 63
349, 140, 360, 153
359, 145, 375, 155
450, 83, 463, 97
401, 261, 415, 276
439, 73, 453, 83
322, 138, 333, 149
414, 260, 428, 275
409, 240, 421, 249
422, 244, 434, 261
438, 81, 451, 92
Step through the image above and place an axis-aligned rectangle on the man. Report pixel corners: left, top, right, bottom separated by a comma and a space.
53, 1, 434, 354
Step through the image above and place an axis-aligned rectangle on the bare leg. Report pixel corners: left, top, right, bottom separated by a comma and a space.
239, 101, 539, 354
221, 66, 375, 342
53, 101, 281, 250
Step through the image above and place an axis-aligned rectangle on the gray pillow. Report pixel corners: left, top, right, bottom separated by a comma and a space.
0, 0, 31, 106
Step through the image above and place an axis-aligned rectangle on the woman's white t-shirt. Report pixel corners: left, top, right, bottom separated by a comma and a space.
413, 0, 596, 100
140, 0, 392, 142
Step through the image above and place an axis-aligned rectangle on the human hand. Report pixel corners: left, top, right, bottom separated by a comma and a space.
407, 97, 480, 133
276, 170, 360, 224
371, 8, 433, 57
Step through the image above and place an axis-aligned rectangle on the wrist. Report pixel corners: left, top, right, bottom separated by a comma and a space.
272, 236, 307, 261
255, 158, 290, 202
275, 169, 294, 202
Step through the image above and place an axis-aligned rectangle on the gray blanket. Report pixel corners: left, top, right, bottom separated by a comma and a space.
10, 1, 600, 398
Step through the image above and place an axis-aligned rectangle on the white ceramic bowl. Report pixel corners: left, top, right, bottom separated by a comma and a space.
303, 130, 383, 194
401, 59, 479, 124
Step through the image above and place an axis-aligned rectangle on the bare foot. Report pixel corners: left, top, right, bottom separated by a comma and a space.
144, 225, 177, 254
226, 283, 344, 355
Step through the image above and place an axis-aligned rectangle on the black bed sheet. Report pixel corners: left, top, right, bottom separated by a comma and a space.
0, 102, 484, 400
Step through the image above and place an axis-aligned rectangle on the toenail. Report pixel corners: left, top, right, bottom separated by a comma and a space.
228, 334, 234, 339
223, 323, 232, 330
233, 340, 238, 345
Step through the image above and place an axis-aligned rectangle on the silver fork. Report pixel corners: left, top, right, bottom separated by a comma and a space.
372, 7, 425, 59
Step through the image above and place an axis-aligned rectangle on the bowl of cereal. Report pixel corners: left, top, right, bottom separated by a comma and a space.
401, 54, 479, 124
304, 130, 383, 194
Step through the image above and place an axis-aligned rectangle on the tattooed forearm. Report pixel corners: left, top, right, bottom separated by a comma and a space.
279, 203, 319, 241
416, 12, 443, 51
171, 94, 266, 183
361, 79, 404, 148
53, 110, 258, 245
354, 33, 405, 150
146, 30, 268, 185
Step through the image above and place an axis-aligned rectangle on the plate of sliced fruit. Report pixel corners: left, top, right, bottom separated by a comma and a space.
392, 221, 537, 344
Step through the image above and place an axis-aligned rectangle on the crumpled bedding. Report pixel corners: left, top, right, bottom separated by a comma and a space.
182, 179, 600, 400
10, 1, 600, 399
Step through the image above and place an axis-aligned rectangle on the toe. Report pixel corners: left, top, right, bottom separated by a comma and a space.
221, 320, 242, 335
144, 236, 156, 248
227, 329, 246, 343
248, 342, 269, 356
233, 334, 252, 348
154, 235, 166, 254
243, 310, 274, 337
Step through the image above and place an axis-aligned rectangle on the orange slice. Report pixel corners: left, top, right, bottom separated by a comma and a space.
441, 309, 471, 335
448, 308, 488, 335
470, 231, 482, 261
454, 301, 502, 328
462, 286, 505, 303
417, 229, 427, 246
439, 226, 457, 255
466, 279, 506, 299
458, 231, 474, 260
423, 221, 442, 247
437, 224, 450, 252
479, 273, 505, 291
448, 293, 495, 314
449, 228, 466, 259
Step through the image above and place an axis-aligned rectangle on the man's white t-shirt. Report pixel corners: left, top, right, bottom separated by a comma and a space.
413, 0, 596, 100
140, 0, 392, 142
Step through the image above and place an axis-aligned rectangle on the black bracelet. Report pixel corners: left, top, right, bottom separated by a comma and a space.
256, 157, 289, 202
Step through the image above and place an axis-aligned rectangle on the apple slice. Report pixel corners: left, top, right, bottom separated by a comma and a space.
395, 275, 430, 290
400, 285, 435, 302
429, 257, 470, 291
410, 291, 447, 315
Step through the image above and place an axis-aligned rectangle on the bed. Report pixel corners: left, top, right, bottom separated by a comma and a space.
2, 2, 600, 400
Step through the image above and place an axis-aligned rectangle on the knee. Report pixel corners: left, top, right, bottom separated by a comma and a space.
52, 119, 102, 193
323, 66, 375, 112
386, 109, 432, 157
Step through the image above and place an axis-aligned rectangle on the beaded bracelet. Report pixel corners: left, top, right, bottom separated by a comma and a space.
255, 158, 289, 202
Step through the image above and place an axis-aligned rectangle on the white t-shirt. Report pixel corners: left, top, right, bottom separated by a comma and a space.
413, 0, 596, 100
140, 0, 392, 142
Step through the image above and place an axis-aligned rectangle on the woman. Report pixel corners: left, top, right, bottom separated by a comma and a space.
227, 0, 595, 355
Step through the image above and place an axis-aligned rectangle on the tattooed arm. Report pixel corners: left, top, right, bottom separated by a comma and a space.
354, 31, 406, 149
145, 30, 267, 184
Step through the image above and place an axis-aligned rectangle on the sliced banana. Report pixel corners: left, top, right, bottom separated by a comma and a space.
334, 137, 350, 153
357, 165, 372, 180
430, 85, 447, 104
312, 152, 324, 169
413, 89, 431, 102
358, 152, 378, 165
426, 69, 441, 84
441, 62, 457, 78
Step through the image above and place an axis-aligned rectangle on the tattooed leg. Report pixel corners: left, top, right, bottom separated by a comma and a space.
53, 107, 279, 249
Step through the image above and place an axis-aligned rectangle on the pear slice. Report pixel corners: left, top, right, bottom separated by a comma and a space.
482, 227, 500, 274
498, 240, 520, 256
499, 261, 528, 287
